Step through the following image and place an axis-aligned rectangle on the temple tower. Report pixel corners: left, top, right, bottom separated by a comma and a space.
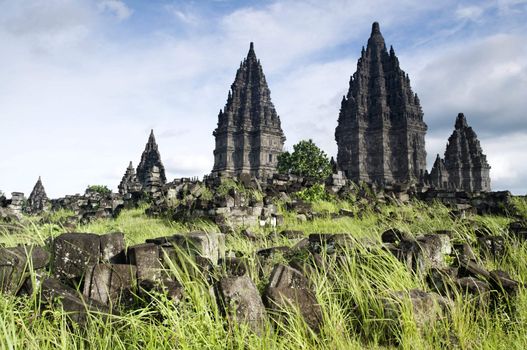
137, 130, 166, 190
335, 22, 427, 185
212, 42, 286, 179
430, 113, 491, 192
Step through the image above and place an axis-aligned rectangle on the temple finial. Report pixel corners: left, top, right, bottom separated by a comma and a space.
371, 22, 380, 35
248, 42, 256, 58
455, 113, 468, 129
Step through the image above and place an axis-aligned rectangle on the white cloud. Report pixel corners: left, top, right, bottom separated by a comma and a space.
0, 0, 526, 197
455, 5, 485, 21
97, 0, 133, 21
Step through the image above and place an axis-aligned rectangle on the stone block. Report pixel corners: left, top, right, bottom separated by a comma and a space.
264, 264, 322, 332
52, 233, 100, 281
0, 247, 26, 294
168, 232, 225, 264
382, 289, 452, 331
216, 275, 267, 335
100, 232, 126, 263
220, 257, 248, 277
83, 264, 137, 306
128, 243, 161, 282
395, 234, 451, 275
40, 277, 113, 326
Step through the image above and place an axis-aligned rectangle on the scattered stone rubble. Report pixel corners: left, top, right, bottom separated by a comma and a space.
0, 220, 523, 336
50, 188, 124, 225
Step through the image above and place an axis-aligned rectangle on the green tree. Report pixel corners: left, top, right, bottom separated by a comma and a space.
87, 185, 112, 195
277, 139, 332, 182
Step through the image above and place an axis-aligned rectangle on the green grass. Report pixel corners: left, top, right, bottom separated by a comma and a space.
1, 197, 527, 349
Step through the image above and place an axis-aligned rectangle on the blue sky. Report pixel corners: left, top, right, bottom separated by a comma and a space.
0, 0, 526, 197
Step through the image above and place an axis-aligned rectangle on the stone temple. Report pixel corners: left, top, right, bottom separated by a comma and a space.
428, 113, 491, 192
211, 42, 286, 179
136, 130, 166, 193
335, 22, 427, 185
27, 176, 48, 213
118, 161, 142, 195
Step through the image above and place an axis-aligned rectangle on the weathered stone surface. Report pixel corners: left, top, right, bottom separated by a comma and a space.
216, 275, 267, 334
220, 257, 248, 277
52, 233, 100, 281
0, 245, 50, 295
40, 277, 113, 325
100, 232, 126, 264
83, 264, 137, 306
335, 22, 427, 185
476, 235, 505, 259
383, 289, 452, 330
264, 264, 322, 331
381, 228, 408, 243
395, 234, 451, 274
148, 232, 225, 265
429, 113, 491, 192
456, 277, 490, 299
136, 130, 166, 193
127, 243, 161, 282
212, 42, 285, 179
427, 267, 458, 295
489, 270, 519, 296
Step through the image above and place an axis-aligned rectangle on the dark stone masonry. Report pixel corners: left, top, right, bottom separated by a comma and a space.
212, 42, 286, 180
27, 177, 49, 214
335, 22, 428, 186
428, 113, 491, 192
118, 161, 142, 195
137, 130, 167, 193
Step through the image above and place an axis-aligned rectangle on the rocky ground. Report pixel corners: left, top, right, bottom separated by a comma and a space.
1, 180, 526, 349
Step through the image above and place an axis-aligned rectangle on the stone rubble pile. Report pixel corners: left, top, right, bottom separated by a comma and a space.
0, 222, 523, 337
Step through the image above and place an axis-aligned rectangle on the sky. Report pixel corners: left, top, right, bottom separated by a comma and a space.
0, 0, 526, 197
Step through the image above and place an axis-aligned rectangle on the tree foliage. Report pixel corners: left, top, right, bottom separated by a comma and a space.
277, 139, 332, 182
87, 185, 112, 195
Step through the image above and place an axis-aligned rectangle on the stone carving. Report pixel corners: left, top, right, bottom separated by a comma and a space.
27, 177, 49, 214
212, 42, 286, 179
118, 162, 142, 195
335, 22, 427, 185
428, 113, 491, 192
137, 130, 166, 192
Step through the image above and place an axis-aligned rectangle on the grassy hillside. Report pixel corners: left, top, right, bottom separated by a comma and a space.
1, 197, 526, 349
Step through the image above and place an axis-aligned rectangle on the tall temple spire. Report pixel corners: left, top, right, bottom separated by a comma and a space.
335, 22, 427, 185
136, 130, 166, 189
212, 42, 285, 179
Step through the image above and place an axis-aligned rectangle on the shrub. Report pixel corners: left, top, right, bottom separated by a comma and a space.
295, 183, 330, 202
87, 185, 112, 195
277, 139, 332, 182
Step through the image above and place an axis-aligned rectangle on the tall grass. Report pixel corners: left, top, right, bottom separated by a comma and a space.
1, 198, 526, 349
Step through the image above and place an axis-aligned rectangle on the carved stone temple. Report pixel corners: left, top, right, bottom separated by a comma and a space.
428, 113, 491, 192
27, 177, 49, 214
118, 161, 142, 195
136, 130, 166, 193
335, 22, 427, 185
211, 42, 286, 179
